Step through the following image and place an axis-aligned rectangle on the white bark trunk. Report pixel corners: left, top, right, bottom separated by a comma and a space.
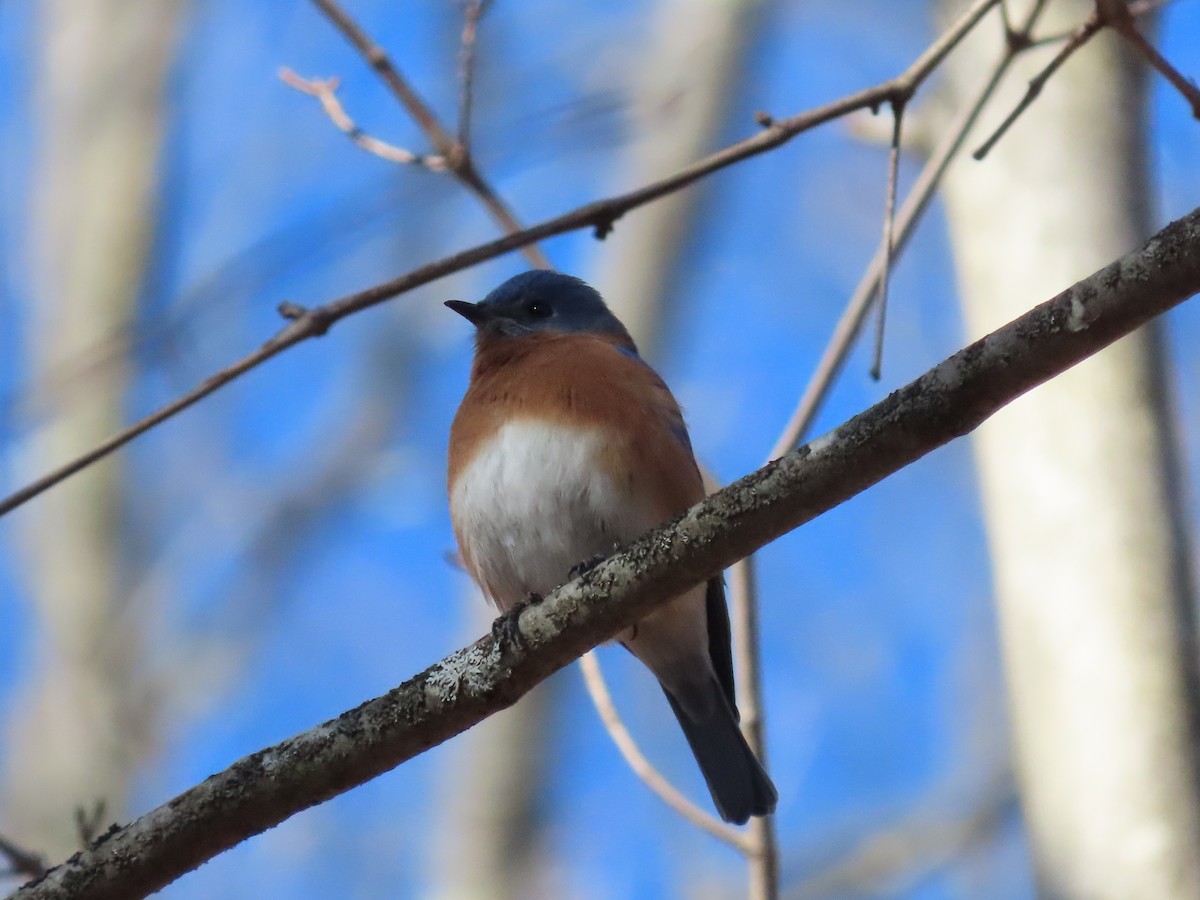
937, 3, 1200, 896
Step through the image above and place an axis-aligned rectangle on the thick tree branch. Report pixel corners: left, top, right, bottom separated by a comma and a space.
1111, 17, 1200, 119
0, 0, 1005, 520
13, 206, 1200, 900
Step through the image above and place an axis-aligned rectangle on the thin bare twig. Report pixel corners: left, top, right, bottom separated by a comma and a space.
1111, 18, 1200, 119
279, 68, 445, 168
0, 0, 1014, 519
973, 13, 1102, 160
729, 556, 779, 898
0, 834, 46, 882
457, 0, 490, 151
771, 0, 1052, 456
308, 0, 550, 268
870, 100, 905, 382
577, 652, 748, 849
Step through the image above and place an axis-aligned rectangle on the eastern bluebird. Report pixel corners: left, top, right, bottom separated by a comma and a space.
445, 270, 777, 825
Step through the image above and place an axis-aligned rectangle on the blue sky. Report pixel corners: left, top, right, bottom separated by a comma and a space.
1, 1, 1199, 897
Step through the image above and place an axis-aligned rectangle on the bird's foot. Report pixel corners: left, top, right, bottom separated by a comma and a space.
569, 554, 607, 581
490, 592, 542, 652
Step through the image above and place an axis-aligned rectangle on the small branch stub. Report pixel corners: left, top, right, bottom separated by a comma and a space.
276, 302, 333, 338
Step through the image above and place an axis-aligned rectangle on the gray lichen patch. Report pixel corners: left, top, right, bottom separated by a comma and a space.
424, 641, 505, 706
1067, 293, 1089, 332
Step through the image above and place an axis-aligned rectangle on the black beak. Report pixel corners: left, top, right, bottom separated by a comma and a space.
445, 300, 491, 327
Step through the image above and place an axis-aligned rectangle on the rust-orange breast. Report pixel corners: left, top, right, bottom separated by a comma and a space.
448, 331, 703, 523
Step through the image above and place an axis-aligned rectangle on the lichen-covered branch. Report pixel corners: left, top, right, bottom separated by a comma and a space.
12, 205, 1200, 900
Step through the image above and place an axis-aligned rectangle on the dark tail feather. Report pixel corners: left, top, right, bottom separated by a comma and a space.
664, 683, 778, 825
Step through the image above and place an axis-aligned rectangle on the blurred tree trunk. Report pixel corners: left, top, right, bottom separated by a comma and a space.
936, 2, 1200, 897
4, 0, 181, 862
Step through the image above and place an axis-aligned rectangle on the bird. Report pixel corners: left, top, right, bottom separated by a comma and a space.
445, 269, 777, 825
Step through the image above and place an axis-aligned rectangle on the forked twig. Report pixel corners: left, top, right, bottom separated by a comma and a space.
279, 68, 445, 168
886, 0, 1002, 102
308, 0, 550, 268
973, 0, 1178, 160
973, 12, 1102, 159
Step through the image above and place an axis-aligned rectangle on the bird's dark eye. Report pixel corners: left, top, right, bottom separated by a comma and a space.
527, 301, 552, 318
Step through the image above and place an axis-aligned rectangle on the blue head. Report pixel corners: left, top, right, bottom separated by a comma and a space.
445, 271, 635, 347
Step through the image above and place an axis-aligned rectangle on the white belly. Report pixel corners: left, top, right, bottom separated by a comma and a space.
450, 419, 650, 609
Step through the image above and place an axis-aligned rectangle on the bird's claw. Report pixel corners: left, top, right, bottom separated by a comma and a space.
569, 554, 607, 581
491, 592, 541, 652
